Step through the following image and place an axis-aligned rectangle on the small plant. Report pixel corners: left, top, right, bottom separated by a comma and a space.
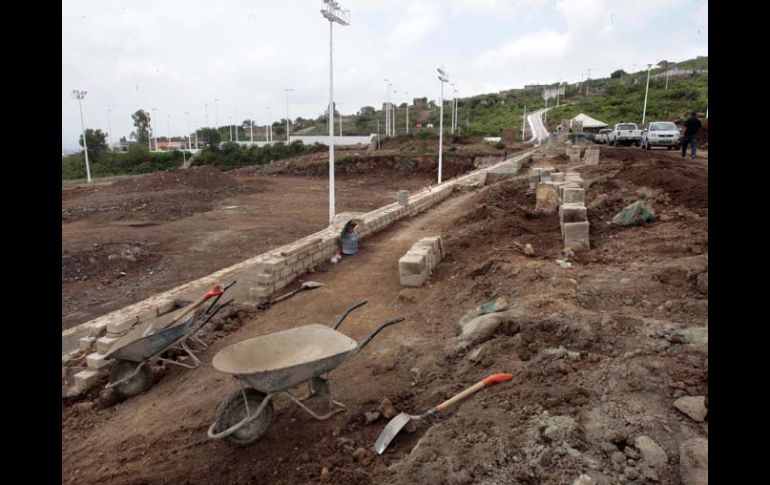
495, 141, 505, 149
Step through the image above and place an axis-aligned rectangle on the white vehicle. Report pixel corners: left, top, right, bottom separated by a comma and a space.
607, 123, 643, 147
594, 128, 612, 144
641, 121, 681, 150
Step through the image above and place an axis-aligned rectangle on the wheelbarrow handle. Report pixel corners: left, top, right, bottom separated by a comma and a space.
332, 300, 368, 330
356, 317, 406, 352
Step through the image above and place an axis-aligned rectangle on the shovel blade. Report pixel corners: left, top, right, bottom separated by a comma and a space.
374, 412, 413, 455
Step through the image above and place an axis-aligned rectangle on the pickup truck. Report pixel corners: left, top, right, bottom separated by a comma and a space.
607, 123, 643, 147
594, 128, 612, 144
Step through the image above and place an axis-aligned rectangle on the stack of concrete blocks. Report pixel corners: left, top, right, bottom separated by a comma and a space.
64, 151, 536, 396
566, 145, 583, 163
583, 146, 600, 165
529, 166, 555, 189
484, 160, 518, 185
399, 236, 445, 287
559, 176, 590, 251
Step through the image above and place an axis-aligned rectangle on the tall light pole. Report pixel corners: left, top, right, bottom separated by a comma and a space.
642, 63, 653, 125
337, 102, 343, 136
166, 114, 171, 150
453, 87, 459, 133
321, 0, 350, 223
284, 88, 294, 142
234, 109, 239, 142
405, 91, 409, 134
204, 103, 209, 127
229, 113, 233, 142
214, 98, 220, 134
146, 109, 153, 151
193, 115, 199, 149
71, 90, 92, 183
152, 108, 159, 151
437, 67, 448, 184
392, 91, 397, 136
250, 112, 254, 143
450, 84, 455, 135
107, 109, 113, 150
185, 111, 192, 150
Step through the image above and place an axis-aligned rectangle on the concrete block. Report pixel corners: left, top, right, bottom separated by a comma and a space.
96, 335, 121, 354
563, 187, 586, 204
398, 190, 410, 206
86, 321, 108, 338
86, 352, 111, 370
249, 286, 273, 300
106, 316, 139, 335
155, 300, 177, 317
551, 172, 565, 182
540, 173, 552, 182
72, 369, 103, 393
400, 272, 427, 287
79, 336, 96, 352
560, 203, 588, 223
563, 221, 590, 250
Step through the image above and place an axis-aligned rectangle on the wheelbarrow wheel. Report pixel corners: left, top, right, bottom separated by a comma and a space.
215, 389, 273, 448
109, 360, 153, 398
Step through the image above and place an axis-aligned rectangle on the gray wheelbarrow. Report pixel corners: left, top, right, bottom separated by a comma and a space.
104, 281, 236, 398
207, 300, 405, 447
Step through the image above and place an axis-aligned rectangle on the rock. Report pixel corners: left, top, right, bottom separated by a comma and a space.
107, 254, 120, 261
673, 396, 707, 422
543, 415, 579, 442
640, 466, 660, 482
624, 467, 639, 480
458, 314, 503, 341
612, 201, 656, 226
679, 438, 708, 485
588, 194, 609, 210
524, 244, 535, 256
624, 447, 640, 459
572, 474, 595, 485
364, 411, 381, 425
611, 451, 626, 465
674, 327, 708, 345
352, 447, 369, 463
535, 184, 560, 214
480, 297, 509, 314
320, 467, 329, 478
467, 344, 487, 363
71, 401, 94, 414
378, 398, 398, 419
634, 436, 668, 467
695, 273, 708, 294
397, 289, 419, 303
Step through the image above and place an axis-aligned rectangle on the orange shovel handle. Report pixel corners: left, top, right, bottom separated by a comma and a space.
432, 373, 513, 414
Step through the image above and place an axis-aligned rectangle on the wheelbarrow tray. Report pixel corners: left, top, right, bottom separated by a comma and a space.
105, 314, 195, 363
212, 324, 358, 394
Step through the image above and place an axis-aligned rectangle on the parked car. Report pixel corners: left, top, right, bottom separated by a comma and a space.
641, 121, 681, 150
607, 123, 643, 147
594, 128, 612, 144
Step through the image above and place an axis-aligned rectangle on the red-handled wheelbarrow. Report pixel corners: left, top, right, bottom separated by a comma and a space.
207, 300, 405, 447
103, 281, 236, 398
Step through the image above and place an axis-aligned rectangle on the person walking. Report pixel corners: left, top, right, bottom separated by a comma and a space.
680, 111, 702, 159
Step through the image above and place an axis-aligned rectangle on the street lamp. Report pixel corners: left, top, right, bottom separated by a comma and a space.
437, 67, 449, 184
166, 114, 171, 150
320, 0, 350, 223
642, 63, 653, 125
71, 90, 92, 183
405, 91, 409, 134
250, 112, 254, 143
151, 108, 159, 151
284, 88, 294, 142
107, 109, 113, 151
453, 87, 459, 134
185, 111, 192, 150
193, 115, 199, 149
392, 91, 397, 136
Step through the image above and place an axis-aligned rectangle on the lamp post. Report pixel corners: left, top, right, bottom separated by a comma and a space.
71, 90, 92, 183
185, 111, 192, 150
166, 114, 171, 150
320, 0, 350, 223
437, 67, 449, 184
642, 63, 652, 125
284, 88, 294, 142
151, 108, 159, 151
250, 112, 254, 143
392, 91, 397, 136
193, 115, 199, 149
107, 109, 113, 151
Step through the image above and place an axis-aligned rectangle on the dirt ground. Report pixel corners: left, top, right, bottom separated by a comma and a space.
62, 166, 442, 330
62, 146, 707, 484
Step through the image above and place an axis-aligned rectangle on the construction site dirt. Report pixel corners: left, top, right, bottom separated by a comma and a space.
62, 147, 707, 485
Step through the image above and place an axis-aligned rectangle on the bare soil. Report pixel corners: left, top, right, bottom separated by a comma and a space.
62, 147, 707, 485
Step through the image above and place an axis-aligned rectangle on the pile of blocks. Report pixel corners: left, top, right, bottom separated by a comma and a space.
583, 146, 600, 165
560, 181, 590, 251
399, 236, 445, 287
566, 145, 583, 163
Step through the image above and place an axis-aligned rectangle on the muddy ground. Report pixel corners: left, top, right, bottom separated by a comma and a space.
62, 146, 707, 484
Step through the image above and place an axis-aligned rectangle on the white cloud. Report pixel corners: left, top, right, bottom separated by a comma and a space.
474, 29, 570, 68
389, 1, 440, 45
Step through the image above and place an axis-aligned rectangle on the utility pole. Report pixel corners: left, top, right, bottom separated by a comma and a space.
284, 88, 294, 142
107, 109, 113, 150
193, 115, 199, 149
450, 84, 455, 135
642, 63, 652, 125
166, 114, 171, 150
185, 111, 192, 150
151, 108, 159, 151
71, 90, 92, 183
437, 67, 449, 184
250, 112, 254, 143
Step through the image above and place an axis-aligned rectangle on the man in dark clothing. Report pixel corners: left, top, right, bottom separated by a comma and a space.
681, 111, 702, 159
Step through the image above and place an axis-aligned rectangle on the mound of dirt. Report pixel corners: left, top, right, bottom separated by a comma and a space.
614, 159, 707, 211
113, 165, 243, 193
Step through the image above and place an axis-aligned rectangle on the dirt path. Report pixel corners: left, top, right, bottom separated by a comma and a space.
62, 190, 476, 485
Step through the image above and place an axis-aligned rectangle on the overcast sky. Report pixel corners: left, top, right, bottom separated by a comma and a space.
62, 0, 707, 150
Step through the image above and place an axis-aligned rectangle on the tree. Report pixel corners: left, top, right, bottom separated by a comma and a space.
79, 129, 108, 160
611, 69, 627, 79
198, 127, 221, 148
131, 109, 151, 143
359, 106, 375, 116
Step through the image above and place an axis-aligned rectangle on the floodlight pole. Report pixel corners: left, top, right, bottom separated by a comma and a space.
193, 115, 199, 149
642, 63, 652, 125
72, 90, 92, 183
284, 88, 294, 142
250, 112, 254, 143
437, 67, 448, 184
185, 111, 192, 150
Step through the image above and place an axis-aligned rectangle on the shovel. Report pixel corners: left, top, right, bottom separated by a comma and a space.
258, 281, 323, 310
374, 373, 513, 455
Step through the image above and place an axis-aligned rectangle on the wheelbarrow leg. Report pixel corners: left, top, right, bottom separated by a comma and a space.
188, 334, 208, 350
285, 378, 347, 420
